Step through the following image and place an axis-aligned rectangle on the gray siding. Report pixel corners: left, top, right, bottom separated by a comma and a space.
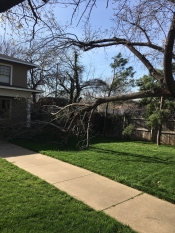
12, 63, 28, 87
0, 60, 29, 88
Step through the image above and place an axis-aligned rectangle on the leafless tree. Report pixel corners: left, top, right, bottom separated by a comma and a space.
0, 37, 24, 57
0, 0, 103, 40
23, 42, 60, 103
49, 50, 106, 104
0, 0, 66, 41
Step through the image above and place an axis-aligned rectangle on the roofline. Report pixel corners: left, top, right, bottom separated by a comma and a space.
0, 85, 43, 93
0, 56, 38, 68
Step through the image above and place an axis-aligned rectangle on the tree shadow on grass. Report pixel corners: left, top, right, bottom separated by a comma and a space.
11, 137, 175, 165
90, 146, 175, 165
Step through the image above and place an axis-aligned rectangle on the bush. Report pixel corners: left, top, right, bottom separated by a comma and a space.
122, 124, 136, 139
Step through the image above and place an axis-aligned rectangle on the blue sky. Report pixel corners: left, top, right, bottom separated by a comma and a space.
52, 1, 120, 79
52, 0, 147, 81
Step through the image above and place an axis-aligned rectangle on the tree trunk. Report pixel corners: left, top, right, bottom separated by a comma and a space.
150, 128, 153, 142
86, 109, 94, 148
156, 96, 163, 145
157, 124, 162, 145
73, 51, 81, 103
102, 73, 114, 137
103, 103, 109, 137
164, 13, 175, 97
122, 115, 126, 139
32, 93, 36, 106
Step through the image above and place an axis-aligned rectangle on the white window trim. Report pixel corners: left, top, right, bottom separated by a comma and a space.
0, 62, 13, 85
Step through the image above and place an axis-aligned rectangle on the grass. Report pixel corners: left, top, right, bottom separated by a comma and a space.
0, 158, 136, 233
12, 137, 175, 204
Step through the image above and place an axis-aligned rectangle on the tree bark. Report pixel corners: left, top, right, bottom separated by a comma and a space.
164, 13, 175, 97
46, 88, 171, 137
157, 96, 163, 145
103, 103, 109, 137
157, 124, 162, 146
0, 0, 25, 12
73, 51, 81, 103
86, 109, 94, 148
122, 115, 126, 139
32, 93, 36, 106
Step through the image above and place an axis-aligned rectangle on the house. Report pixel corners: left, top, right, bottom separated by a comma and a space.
0, 54, 43, 127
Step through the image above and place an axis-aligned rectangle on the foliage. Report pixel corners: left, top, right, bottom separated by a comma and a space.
137, 75, 175, 128
102, 53, 135, 96
136, 75, 160, 92
122, 124, 136, 138
146, 109, 169, 128
102, 53, 135, 136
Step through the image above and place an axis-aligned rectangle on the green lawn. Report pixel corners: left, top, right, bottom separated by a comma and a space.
0, 158, 136, 233
12, 137, 175, 204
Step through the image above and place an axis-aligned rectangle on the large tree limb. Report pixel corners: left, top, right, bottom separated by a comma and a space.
125, 44, 164, 82
54, 88, 171, 116
0, 0, 25, 12
0, 0, 50, 13
81, 88, 171, 113
29, 88, 171, 138
164, 13, 175, 97
74, 38, 175, 59
38, 88, 171, 135
73, 37, 164, 82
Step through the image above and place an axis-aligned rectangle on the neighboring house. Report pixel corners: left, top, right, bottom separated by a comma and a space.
0, 54, 43, 127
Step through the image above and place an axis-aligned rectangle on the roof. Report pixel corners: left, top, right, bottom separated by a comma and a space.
0, 54, 37, 68
0, 85, 43, 93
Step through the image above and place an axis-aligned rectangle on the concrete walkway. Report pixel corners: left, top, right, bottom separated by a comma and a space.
0, 141, 175, 233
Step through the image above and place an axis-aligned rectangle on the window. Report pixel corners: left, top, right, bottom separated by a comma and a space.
0, 64, 11, 84
0, 99, 11, 118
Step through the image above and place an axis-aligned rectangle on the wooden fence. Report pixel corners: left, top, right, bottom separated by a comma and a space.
129, 118, 175, 145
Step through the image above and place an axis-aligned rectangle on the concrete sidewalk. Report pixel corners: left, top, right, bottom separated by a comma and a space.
0, 141, 175, 233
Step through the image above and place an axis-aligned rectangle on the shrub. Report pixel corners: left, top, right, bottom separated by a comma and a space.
122, 124, 136, 139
